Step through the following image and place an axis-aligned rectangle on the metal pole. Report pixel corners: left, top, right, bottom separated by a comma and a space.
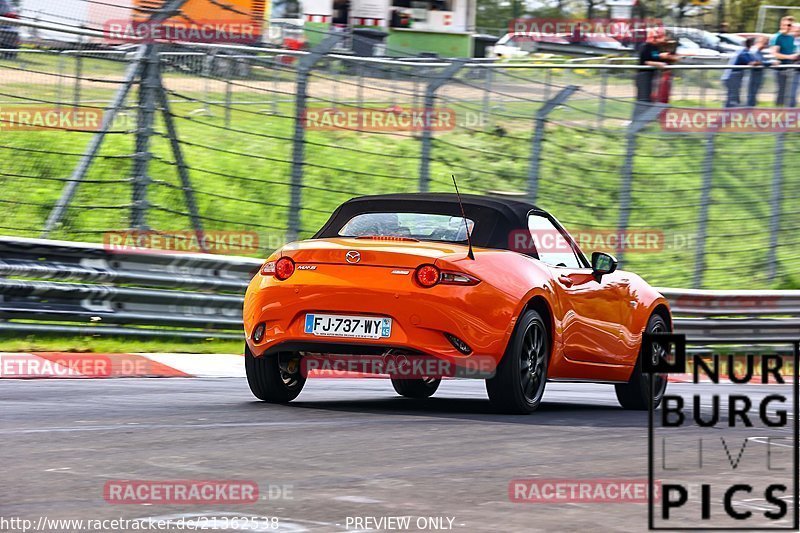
131, 44, 159, 230
692, 133, 715, 289
286, 35, 343, 243
528, 85, 578, 203
617, 104, 666, 266
766, 132, 785, 283
73, 52, 82, 112
482, 66, 493, 126
224, 61, 233, 128
419, 61, 465, 193
598, 69, 608, 128
156, 72, 207, 252
42, 46, 147, 236
42, 0, 192, 237
56, 51, 66, 112
544, 68, 552, 100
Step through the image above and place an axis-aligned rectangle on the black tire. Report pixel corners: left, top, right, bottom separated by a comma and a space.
615, 314, 669, 410
391, 377, 441, 399
486, 309, 549, 414
245, 346, 305, 403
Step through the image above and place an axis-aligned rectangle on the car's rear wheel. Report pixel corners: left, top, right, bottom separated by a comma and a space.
486, 309, 549, 414
245, 346, 306, 403
615, 313, 669, 410
391, 377, 441, 399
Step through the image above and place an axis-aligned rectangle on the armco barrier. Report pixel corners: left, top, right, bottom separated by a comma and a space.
0, 236, 261, 340
0, 237, 797, 344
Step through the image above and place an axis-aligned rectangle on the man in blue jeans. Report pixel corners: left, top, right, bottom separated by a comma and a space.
769, 16, 799, 106
746, 36, 772, 107
722, 38, 756, 107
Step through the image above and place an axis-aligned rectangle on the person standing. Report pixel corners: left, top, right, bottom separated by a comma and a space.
747, 35, 772, 107
790, 23, 800, 106
722, 38, 756, 107
636, 27, 678, 103
769, 16, 799, 106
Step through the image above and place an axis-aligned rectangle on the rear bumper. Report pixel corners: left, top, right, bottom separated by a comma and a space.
243, 266, 518, 367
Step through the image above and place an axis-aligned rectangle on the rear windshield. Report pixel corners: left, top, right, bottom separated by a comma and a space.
338, 212, 474, 243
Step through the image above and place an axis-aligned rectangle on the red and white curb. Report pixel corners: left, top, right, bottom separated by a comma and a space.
0, 352, 385, 379
0, 353, 789, 382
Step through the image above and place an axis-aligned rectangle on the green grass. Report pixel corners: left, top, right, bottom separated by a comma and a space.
0, 334, 243, 354
1, 97, 798, 291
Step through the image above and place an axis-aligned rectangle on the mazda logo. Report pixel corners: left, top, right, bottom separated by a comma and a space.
345, 251, 361, 264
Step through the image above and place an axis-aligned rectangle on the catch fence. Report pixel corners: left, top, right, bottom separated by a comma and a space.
0, 17, 799, 290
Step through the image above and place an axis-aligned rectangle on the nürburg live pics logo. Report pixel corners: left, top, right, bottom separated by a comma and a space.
645, 333, 799, 530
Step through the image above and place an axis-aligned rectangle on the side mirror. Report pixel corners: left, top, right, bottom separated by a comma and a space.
591, 252, 618, 276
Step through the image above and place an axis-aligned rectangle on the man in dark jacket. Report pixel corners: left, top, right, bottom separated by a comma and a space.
722, 38, 757, 107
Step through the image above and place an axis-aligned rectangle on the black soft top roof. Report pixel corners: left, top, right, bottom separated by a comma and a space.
313, 193, 540, 249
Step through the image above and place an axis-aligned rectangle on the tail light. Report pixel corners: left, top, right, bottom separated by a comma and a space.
261, 261, 276, 275
440, 271, 480, 286
274, 257, 295, 280
4, 12, 18, 19
261, 257, 295, 280
415, 265, 440, 287
415, 265, 480, 288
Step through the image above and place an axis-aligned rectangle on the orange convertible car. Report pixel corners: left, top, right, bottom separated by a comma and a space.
243, 193, 671, 414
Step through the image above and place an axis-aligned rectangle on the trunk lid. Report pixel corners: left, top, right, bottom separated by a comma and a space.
280, 237, 468, 268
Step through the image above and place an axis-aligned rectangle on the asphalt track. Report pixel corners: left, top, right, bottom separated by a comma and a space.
1, 378, 796, 532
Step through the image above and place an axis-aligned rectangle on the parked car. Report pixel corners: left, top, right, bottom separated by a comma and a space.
565, 32, 632, 52
493, 32, 569, 59
0, 0, 20, 59
718, 32, 746, 47
243, 193, 673, 414
675, 36, 722, 58
668, 27, 739, 54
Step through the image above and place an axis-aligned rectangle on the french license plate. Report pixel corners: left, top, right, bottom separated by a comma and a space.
304, 314, 392, 339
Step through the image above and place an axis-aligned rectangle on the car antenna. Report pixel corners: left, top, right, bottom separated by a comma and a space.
452, 175, 475, 260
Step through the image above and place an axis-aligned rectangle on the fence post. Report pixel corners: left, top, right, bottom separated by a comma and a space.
527, 85, 578, 204
692, 132, 715, 289
155, 67, 207, 251
286, 35, 343, 243
56, 51, 66, 112
131, 44, 159, 230
544, 68, 552, 100
617, 103, 666, 266
42, 0, 191, 236
42, 47, 146, 236
224, 59, 233, 128
418, 60, 465, 193
73, 51, 82, 112
482, 66, 493, 123
766, 132, 785, 283
597, 69, 608, 128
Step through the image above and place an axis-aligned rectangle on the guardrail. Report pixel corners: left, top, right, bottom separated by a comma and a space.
0, 236, 260, 340
0, 237, 797, 345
